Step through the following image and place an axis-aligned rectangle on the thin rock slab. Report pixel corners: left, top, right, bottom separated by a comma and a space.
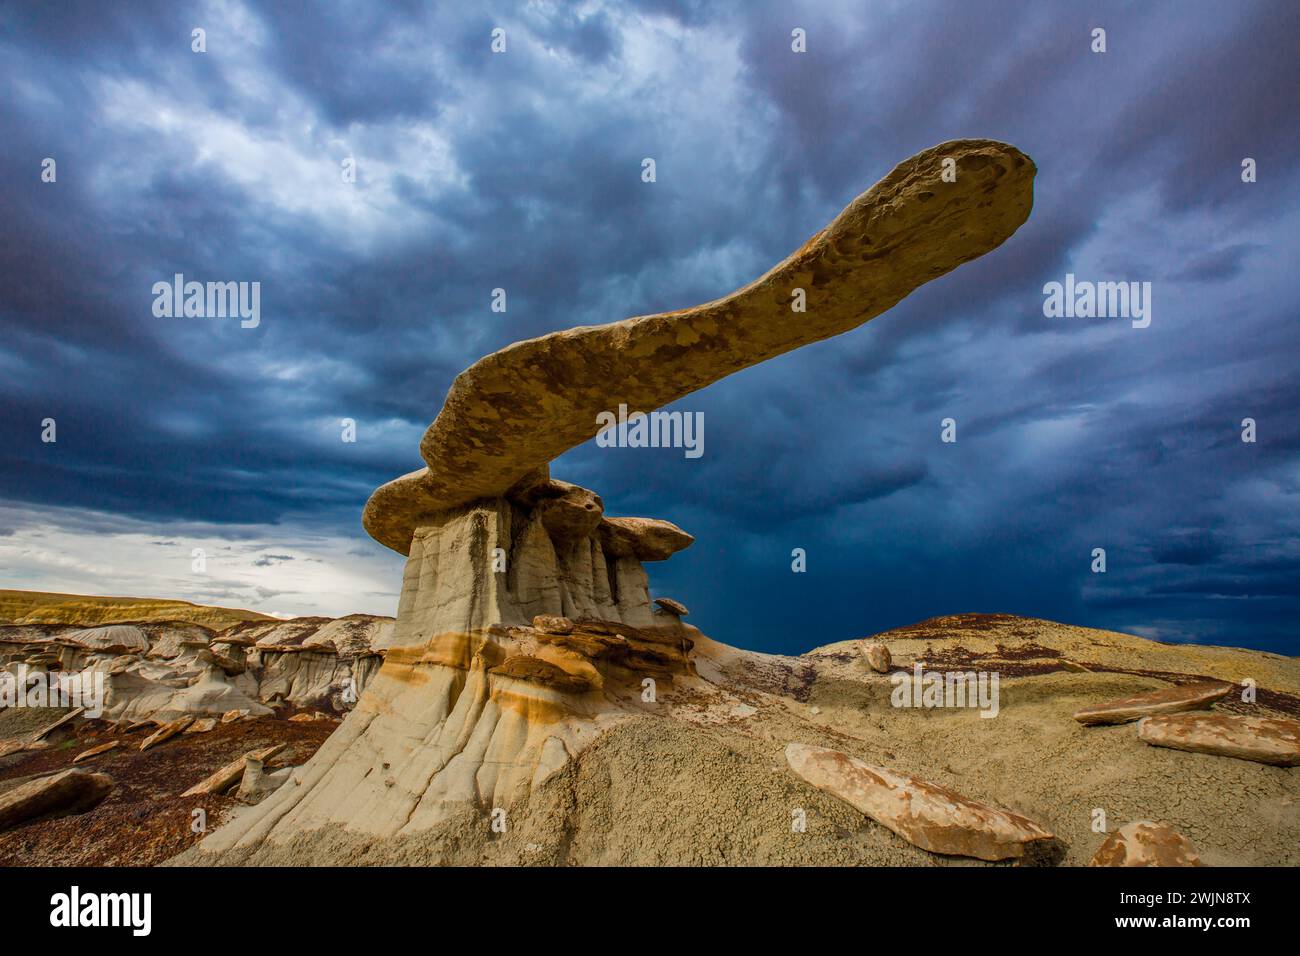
0, 769, 113, 831
32, 706, 85, 741
653, 597, 689, 617
73, 740, 121, 764
139, 716, 193, 751
1138, 712, 1300, 767
784, 743, 1055, 861
1090, 821, 1204, 867
182, 743, 287, 797
1072, 681, 1234, 726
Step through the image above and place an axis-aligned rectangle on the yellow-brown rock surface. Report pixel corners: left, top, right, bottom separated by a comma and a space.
363, 139, 1035, 554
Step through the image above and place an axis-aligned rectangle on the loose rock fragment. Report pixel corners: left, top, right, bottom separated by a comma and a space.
784, 742, 1054, 861
1138, 712, 1300, 767
0, 769, 114, 831
1090, 821, 1204, 867
1072, 681, 1233, 726
139, 716, 193, 751
73, 740, 121, 764
32, 706, 85, 741
863, 643, 892, 674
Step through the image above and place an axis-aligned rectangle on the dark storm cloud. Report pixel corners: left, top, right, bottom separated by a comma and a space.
1, 1, 1297, 654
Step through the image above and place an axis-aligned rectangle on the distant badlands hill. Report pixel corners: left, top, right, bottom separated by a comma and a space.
0, 589, 279, 630
0, 587, 1297, 866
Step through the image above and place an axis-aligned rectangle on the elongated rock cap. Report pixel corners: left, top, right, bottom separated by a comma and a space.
364, 139, 1035, 554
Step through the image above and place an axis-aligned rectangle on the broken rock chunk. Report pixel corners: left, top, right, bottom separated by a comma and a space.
1072, 681, 1233, 726
1138, 712, 1300, 767
1090, 821, 1204, 867
784, 742, 1054, 861
0, 769, 113, 831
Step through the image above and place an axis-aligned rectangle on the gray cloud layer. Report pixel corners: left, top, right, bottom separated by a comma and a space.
1, 1, 1297, 653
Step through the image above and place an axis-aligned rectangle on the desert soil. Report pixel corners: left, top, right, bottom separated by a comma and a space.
0, 711, 335, 866
172, 614, 1300, 867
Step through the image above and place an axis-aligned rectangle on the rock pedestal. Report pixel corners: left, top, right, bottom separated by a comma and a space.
193, 139, 1037, 860
199, 483, 695, 852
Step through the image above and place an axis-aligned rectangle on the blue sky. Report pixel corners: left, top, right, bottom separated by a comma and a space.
1, 1, 1297, 654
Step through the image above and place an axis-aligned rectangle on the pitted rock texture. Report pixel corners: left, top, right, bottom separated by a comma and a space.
1090, 821, 1204, 867
363, 139, 1036, 554
1072, 681, 1233, 726
784, 742, 1055, 861
1138, 712, 1300, 766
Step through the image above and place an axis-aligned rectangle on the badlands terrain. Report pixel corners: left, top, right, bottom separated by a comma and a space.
0, 591, 1295, 867
3, 140, 1295, 867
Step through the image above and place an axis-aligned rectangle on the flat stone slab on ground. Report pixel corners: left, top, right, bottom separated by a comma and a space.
0, 769, 113, 832
1138, 712, 1300, 766
1072, 681, 1233, 726
785, 742, 1055, 861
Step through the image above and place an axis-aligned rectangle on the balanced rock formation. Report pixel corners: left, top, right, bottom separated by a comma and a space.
188, 140, 1036, 860
785, 743, 1055, 861
197, 483, 699, 851
1138, 713, 1300, 767
182, 744, 287, 797
362, 139, 1035, 555
1072, 681, 1233, 726
1090, 821, 1204, 867
653, 598, 689, 618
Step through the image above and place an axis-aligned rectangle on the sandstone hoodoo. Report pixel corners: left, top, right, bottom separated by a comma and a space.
185, 140, 1038, 861
654, 598, 689, 618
